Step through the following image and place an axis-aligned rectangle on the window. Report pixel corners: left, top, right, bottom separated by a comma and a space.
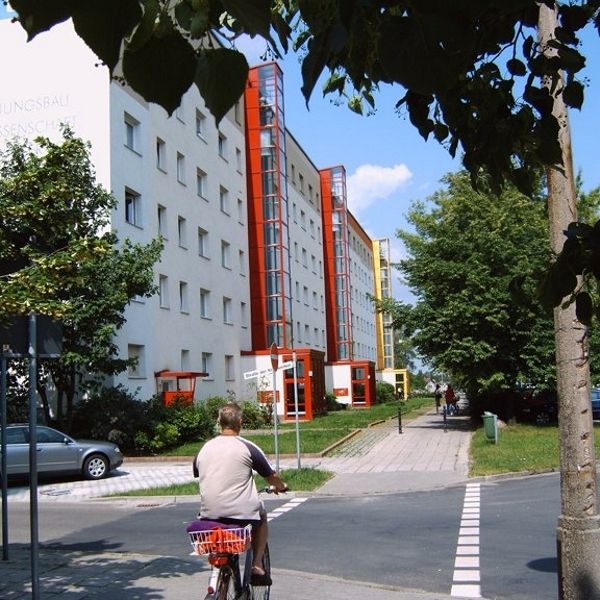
198, 227, 209, 258
304, 324, 310, 343
178, 216, 187, 248
235, 147, 243, 172
156, 138, 166, 170
234, 100, 241, 124
295, 281, 300, 300
196, 168, 207, 199
239, 249, 246, 275
127, 344, 145, 377
159, 275, 169, 308
296, 321, 301, 342
179, 281, 188, 312
181, 349, 190, 371
310, 219, 315, 237
299, 173, 305, 194
300, 210, 306, 230
200, 288, 210, 318
176, 152, 185, 184
157, 205, 167, 237
241, 302, 248, 328
124, 113, 139, 152
308, 184, 314, 204
175, 105, 184, 122
196, 109, 206, 138
303, 286, 308, 305
311, 255, 317, 273
218, 132, 227, 159
125, 189, 141, 226
225, 354, 235, 380
237, 198, 244, 223
294, 242, 299, 262
302, 248, 307, 267
223, 297, 232, 323
312, 291, 318, 309
291, 164, 296, 183
221, 240, 231, 269
201, 352, 212, 376
219, 186, 229, 214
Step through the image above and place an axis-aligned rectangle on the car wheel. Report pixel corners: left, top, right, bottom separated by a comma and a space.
83, 454, 109, 480
535, 411, 551, 426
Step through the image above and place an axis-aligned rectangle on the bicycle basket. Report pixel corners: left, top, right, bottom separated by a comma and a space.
189, 525, 252, 555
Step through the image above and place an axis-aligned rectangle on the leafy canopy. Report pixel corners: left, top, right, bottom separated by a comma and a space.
10, 1, 599, 196
0, 128, 162, 425
393, 171, 559, 396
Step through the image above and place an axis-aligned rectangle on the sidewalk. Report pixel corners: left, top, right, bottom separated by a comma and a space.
1, 409, 481, 599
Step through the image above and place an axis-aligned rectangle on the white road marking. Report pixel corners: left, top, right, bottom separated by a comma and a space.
267, 497, 308, 522
451, 483, 482, 598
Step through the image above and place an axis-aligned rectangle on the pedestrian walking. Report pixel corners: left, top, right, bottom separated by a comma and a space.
434, 383, 442, 414
445, 384, 457, 415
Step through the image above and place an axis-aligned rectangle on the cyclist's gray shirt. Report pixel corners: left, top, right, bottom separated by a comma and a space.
195, 435, 275, 521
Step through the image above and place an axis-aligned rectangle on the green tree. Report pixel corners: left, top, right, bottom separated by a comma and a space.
0, 129, 162, 428
394, 172, 556, 396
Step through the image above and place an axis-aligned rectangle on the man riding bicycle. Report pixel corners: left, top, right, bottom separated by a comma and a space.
194, 403, 287, 586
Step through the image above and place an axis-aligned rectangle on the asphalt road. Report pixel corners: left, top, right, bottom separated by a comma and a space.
4, 473, 563, 599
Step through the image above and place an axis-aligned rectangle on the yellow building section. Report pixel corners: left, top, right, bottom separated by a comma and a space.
373, 239, 395, 371
381, 368, 411, 399
373, 239, 385, 370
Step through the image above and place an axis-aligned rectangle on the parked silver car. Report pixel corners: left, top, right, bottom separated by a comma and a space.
3, 425, 123, 480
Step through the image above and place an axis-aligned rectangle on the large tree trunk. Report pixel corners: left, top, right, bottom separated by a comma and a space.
539, 6, 600, 599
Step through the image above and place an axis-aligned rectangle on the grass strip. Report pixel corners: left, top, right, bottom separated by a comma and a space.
107, 467, 333, 497
164, 397, 435, 457
470, 423, 600, 477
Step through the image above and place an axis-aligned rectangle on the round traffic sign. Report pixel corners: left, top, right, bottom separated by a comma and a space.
269, 342, 278, 370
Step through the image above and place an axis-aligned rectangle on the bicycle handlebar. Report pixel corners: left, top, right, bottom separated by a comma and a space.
258, 485, 288, 494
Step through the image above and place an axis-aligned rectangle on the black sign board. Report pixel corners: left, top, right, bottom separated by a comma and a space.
0, 315, 63, 356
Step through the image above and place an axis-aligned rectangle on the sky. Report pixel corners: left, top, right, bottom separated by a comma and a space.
239, 27, 600, 304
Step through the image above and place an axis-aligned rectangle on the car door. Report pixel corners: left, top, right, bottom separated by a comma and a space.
35, 427, 80, 474
6, 426, 29, 475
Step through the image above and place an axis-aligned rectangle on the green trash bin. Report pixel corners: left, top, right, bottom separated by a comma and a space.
483, 411, 498, 444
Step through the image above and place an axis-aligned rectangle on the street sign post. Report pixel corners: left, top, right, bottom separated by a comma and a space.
269, 343, 280, 472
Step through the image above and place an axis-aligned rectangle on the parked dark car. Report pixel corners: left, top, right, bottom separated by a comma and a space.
517, 388, 558, 425
592, 389, 600, 421
2, 425, 123, 480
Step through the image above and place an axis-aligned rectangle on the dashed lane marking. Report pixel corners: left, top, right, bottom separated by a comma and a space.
267, 496, 308, 522
451, 483, 482, 598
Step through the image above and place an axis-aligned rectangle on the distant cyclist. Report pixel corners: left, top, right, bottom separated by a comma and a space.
194, 403, 287, 586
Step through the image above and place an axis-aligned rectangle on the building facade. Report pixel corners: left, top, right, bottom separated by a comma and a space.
1, 19, 390, 418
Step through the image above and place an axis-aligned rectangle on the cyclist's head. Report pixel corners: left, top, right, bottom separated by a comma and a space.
218, 403, 242, 432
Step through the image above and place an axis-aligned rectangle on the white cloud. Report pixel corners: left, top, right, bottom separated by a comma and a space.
347, 163, 412, 213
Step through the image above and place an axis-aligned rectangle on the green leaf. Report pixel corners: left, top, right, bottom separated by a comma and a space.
128, 0, 160, 52
11, 0, 78, 40
576, 291, 593, 326
562, 80, 584, 110
506, 58, 527, 77
122, 28, 196, 115
194, 48, 249, 124
73, 0, 142, 71
221, 0, 271, 39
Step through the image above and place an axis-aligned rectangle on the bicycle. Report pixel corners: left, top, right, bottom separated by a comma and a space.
187, 488, 275, 600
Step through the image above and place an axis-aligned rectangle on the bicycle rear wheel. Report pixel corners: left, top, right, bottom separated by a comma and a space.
251, 544, 271, 600
217, 564, 241, 600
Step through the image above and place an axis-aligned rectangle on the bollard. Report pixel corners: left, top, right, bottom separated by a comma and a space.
443, 406, 448, 433
398, 405, 403, 434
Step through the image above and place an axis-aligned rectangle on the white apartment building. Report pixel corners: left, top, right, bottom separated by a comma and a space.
0, 19, 252, 402
1, 18, 392, 416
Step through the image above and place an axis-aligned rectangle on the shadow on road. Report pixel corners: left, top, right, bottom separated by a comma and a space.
0, 542, 204, 599
528, 556, 557, 573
